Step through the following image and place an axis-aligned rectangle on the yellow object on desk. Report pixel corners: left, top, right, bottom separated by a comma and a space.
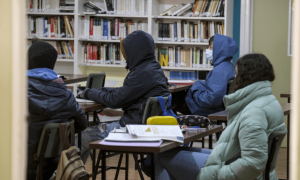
147, 116, 178, 125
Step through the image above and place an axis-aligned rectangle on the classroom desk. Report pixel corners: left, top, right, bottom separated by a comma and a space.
169, 85, 192, 93
89, 125, 223, 180
78, 102, 106, 150
208, 103, 290, 121
280, 91, 291, 180
60, 74, 88, 84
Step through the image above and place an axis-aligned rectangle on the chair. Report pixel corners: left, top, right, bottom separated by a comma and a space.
141, 96, 169, 124
86, 72, 106, 89
35, 120, 89, 180
264, 129, 287, 180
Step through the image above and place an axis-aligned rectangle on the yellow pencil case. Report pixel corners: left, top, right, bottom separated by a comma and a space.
146, 116, 178, 125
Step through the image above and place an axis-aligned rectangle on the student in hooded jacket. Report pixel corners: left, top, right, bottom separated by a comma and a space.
27, 39, 88, 180
155, 53, 286, 180
77, 30, 170, 163
172, 34, 237, 116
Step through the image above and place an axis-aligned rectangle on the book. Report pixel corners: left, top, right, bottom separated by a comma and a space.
105, 125, 184, 143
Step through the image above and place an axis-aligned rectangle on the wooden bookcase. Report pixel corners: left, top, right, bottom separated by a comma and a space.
26, 0, 234, 80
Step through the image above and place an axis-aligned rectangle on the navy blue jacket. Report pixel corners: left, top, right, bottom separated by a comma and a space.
185, 34, 237, 116
87, 30, 170, 126
27, 77, 87, 180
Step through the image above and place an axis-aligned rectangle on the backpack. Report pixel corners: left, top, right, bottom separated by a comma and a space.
157, 95, 178, 118
54, 123, 89, 180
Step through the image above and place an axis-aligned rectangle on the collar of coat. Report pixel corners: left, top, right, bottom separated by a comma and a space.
223, 81, 272, 124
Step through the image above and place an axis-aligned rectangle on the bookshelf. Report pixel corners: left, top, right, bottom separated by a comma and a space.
27, 0, 234, 82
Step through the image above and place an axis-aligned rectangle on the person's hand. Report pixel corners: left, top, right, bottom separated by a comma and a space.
76, 88, 90, 99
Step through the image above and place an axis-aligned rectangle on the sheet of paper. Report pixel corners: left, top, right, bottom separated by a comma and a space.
105, 133, 161, 142
104, 80, 119, 87
76, 98, 94, 103
127, 125, 183, 137
100, 140, 163, 147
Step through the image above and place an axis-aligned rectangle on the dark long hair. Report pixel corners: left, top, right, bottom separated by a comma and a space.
234, 53, 275, 91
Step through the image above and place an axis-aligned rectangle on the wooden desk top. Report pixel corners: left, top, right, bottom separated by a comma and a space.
280, 91, 291, 98
79, 102, 106, 113
60, 74, 88, 84
89, 125, 223, 153
208, 103, 290, 121
169, 85, 192, 93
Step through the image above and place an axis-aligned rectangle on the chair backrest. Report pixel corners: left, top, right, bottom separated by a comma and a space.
36, 120, 74, 159
86, 72, 106, 89
264, 129, 287, 180
142, 96, 169, 124
226, 78, 235, 95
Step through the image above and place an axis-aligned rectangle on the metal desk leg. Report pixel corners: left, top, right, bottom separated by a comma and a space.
125, 153, 129, 180
209, 135, 213, 149
92, 150, 102, 180
92, 149, 95, 177
151, 153, 155, 180
78, 132, 82, 151
216, 132, 220, 141
287, 97, 290, 180
101, 150, 106, 180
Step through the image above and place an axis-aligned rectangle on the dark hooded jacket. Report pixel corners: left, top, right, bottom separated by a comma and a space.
87, 30, 170, 126
185, 34, 238, 116
27, 70, 87, 180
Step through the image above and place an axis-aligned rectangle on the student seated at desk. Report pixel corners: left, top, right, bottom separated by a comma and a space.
172, 34, 237, 116
78, 30, 170, 163
27, 39, 88, 180
155, 54, 286, 180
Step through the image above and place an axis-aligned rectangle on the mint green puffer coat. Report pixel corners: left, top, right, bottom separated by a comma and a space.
197, 81, 286, 180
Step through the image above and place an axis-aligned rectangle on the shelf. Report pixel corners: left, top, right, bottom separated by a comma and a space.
27, 12, 74, 15
155, 41, 209, 46
162, 66, 213, 71
27, 37, 74, 40
78, 38, 120, 43
78, 63, 126, 68
152, 16, 225, 20
78, 14, 148, 18
57, 59, 74, 62
78, 63, 212, 71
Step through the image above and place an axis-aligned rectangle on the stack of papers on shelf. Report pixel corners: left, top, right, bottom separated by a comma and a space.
105, 125, 184, 143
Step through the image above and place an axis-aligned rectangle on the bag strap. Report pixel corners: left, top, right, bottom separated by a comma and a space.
70, 121, 75, 146
59, 123, 70, 151
167, 95, 172, 107
156, 96, 167, 113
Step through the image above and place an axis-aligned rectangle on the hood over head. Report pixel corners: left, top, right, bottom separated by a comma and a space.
124, 30, 155, 70
212, 34, 238, 66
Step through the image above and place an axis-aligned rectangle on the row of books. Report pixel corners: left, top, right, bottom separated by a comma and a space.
160, 0, 225, 17
156, 47, 213, 68
84, 0, 147, 15
165, 71, 198, 80
45, 40, 74, 59
28, 16, 74, 38
81, 17, 148, 40
156, 21, 224, 42
26, 0, 73, 12
83, 43, 126, 64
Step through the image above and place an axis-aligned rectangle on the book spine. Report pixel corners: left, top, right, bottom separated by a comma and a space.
174, 22, 177, 41
50, 17, 54, 37
90, 18, 94, 39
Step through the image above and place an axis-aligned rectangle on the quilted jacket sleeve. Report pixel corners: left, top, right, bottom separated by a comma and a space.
191, 71, 228, 108
87, 70, 154, 108
217, 108, 268, 180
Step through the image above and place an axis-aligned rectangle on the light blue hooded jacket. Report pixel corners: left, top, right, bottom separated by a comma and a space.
185, 34, 238, 116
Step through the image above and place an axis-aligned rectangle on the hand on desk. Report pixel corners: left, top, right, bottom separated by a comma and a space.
76, 88, 90, 99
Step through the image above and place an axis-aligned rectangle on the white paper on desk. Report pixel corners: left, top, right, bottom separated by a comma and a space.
76, 98, 94, 103
168, 80, 194, 83
105, 133, 161, 142
104, 80, 119, 87
126, 125, 184, 143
